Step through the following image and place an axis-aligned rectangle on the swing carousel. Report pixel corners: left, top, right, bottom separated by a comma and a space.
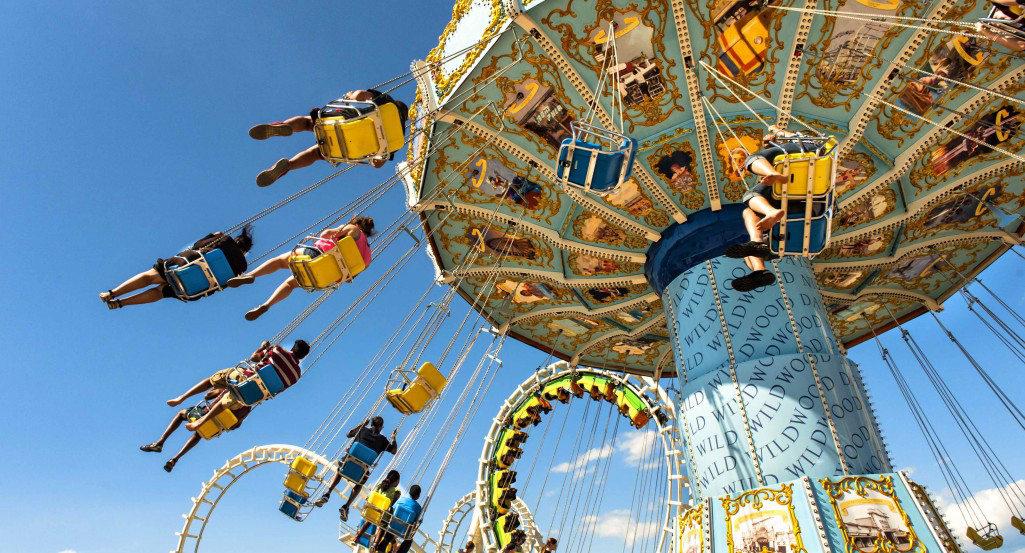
167, 0, 1025, 552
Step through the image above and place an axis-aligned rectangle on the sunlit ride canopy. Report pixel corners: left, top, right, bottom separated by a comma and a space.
404, 0, 1025, 375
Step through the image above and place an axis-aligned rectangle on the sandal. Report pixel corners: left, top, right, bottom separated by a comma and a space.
226, 274, 255, 288
106, 298, 123, 310
245, 304, 269, 321
140, 443, 162, 453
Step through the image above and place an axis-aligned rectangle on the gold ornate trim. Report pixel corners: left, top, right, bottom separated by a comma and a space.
723, 483, 806, 553
820, 475, 927, 553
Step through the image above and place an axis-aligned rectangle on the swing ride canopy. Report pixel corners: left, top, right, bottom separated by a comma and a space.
405, 0, 1025, 375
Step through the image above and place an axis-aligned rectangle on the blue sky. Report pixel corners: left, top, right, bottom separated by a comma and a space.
2, 2, 1024, 553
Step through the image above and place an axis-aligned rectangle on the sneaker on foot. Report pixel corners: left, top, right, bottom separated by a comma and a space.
730, 270, 777, 292
249, 122, 294, 140
140, 443, 162, 453
256, 158, 290, 187
339, 505, 349, 522
164, 459, 177, 473
725, 240, 774, 260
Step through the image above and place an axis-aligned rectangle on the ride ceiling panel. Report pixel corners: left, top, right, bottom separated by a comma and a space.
637, 124, 713, 212
529, 0, 692, 137
557, 249, 645, 282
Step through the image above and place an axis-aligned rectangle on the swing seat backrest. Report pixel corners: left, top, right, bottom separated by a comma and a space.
717, 11, 769, 77
982, 6, 1025, 40
191, 407, 238, 440
289, 235, 366, 291
967, 526, 1004, 550
770, 139, 837, 199
230, 364, 286, 406
389, 503, 420, 538
385, 362, 447, 414
339, 441, 380, 484
283, 456, 318, 496
557, 136, 638, 194
278, 490, 307, 520
768, 202, 831, 257
165, 248, 236, 300
315, 102, 405, 163
363, 491, 393, 525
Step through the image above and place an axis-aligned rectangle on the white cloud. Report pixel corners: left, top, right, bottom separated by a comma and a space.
618, 429, 658, 467
552, 445, 615, 474
580, 509, 659, 541
932, 479, 1025, 551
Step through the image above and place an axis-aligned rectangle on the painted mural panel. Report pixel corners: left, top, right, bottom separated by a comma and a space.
679, 504, 706, 553
723, 484, 806, 553
541, 0, 684, 130
819, 476, 925, 553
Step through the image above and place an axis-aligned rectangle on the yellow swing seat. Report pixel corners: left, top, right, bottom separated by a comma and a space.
289, 235, 367, 291
967, 524, 1004, 550
385, 362, 447, 415
770, 137, 838, 198
189, 405, 239, 440
315, 102, 405, 165
283, 456, 318, 496
362, 490, 394, 525
767, 135, 838, 258
1012, 515, 1025, 534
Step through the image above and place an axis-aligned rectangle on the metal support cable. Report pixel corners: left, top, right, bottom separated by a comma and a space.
884, 305, 1025, 517
929, 311, 1025, 433
873, 333, 986, 528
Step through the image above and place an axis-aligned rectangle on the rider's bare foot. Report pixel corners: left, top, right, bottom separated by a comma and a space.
756, 209, 786, 232
167, 397, 184, 407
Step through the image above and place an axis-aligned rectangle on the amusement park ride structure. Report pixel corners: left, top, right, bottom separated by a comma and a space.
169, 0, 1025, 552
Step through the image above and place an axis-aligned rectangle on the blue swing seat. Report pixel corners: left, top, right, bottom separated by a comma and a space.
339, 441, 381, 485
388, 503, 421, 539
164, 248, 236, 300
557, 122, 637, 195
768, 201, 832, 257
278, 490, 307, 520
229, 363, 287, 406
354, 519, 378, 547
765, 134, 837, 257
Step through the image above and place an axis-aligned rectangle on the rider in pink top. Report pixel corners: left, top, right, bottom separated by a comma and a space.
225, 216, 376, 320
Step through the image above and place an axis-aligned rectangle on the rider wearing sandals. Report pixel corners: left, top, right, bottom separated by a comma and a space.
314, 415, 399, 521
99, 225, 253, 309
139, 388, 252, 472
725, 125, 819, 292
140, 339, 310, 471
250, 89, 410, 187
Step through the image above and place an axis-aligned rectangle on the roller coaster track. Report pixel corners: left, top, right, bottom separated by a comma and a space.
173, 444, 437, 553
437, 492, 545, 553
474, 362, 688, 553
